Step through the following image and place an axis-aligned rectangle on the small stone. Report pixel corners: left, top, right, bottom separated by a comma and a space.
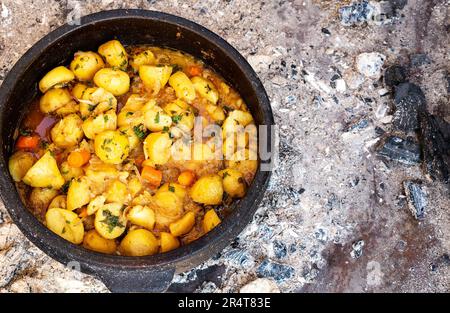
240, 278, 280, 293
376, 135, 421, 165
321, 27, 331, 35
403, 180, 427, 219
256, 259, 295, 282
384, 65, 407, 87
339, 0, 375, 26
350, 240, 365, 259
356, 52, 386, 79
410, 53, 431, 67
272, 240, 287, 259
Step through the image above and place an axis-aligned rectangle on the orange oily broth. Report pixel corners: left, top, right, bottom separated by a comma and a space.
11, 44, 256, 255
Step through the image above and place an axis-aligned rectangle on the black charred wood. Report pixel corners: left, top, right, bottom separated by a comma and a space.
393, 83, 427, 132
376, 135, 421, 165
403, 180, 427, 219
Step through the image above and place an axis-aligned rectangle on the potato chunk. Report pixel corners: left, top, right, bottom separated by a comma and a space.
98, 40, 128, 70
82, 110, 117, 139
30, 187, 59, 214
225, 149, 258, 183
93, 68, 130, 96
130, 49, 155, 72
83, 229, 117, 254
50, 114, 84, 148
66, 177, 91, 211
139, 65, 172, 94
45, 208, 84, 244
160, 232, 180, 253
127, 205, 155, 230
153, 186, 184, 227
59, 161, 84, 182
40, 88, 73, 114
39, 66, 75, 93
219, 168, 246, 198
119, 229, 159, 256
190, 174, 223, 205
169, 211, 195, 237
95, 203, 127, 239
105, 179, 129, 204
144, 106, 172, 132
22, 151, 65, 189
202, 209, 221, 233
8, 151, 35, 182
143, 132, 172, 166
94, 130, 130, 164
48, 195, 67, 210
168, 71, 196, 103
191, 76, 219, 104
70, 51, 105, 81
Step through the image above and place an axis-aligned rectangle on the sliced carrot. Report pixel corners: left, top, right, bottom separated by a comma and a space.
78, 207, 88, 218
178, 170, 196, 186
67, 149, 90, 168
16, 135, 39, 149
141, 166, 162, 187
135, 154, 145, 167
187, 65, 203, 77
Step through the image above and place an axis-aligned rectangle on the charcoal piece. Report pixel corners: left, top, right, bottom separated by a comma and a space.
410, 53, 431, 67
393, 83, 427, 131
256, 259, 295, 282
389, 0, 408, 11
223, 248, 255, 269
376, 135, 421, 165
339, 0, 374, 26
272, 240, 287, 259
168, 265, 225, 293
343, 118, 369, 132
418, 112, 450, 184
384, 65, 407, 87
403, 180, 427, 219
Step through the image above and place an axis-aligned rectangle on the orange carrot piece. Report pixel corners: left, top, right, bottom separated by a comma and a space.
141, 166, 162, 187
187, 65, 203, 77
78, 207, 88, 218
67, 149, 90, 168
16, 135, 39, 149
178, 170, 196, 186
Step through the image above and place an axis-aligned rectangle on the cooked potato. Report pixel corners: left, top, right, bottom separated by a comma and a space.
143, 132, 172, 166
22, 151, 65, 189
105, 179, 129, 204
89, 87, 118, 115
8, 151, 35, 182
117, 126, 139, 151
160, 232, 180, 253
39, 66, 75, 93
70, 51, 105, 81
67, 177, 91, 211
119, 229, 159, 256
124, 94, 147, 110
130, 50, 155, 72
117, 109, 145, 127
219, 168, 246, 198
94, 130, 130, 164
50, 114, 84, 148
202, 209, 221, 233
128, 176, 142, 197
83, 229, 117, 254
158, 183, 187, 199
190, 174, 223, 205
192, 143, 215, 161
82, 110, 117, 139
144, 106, 172, 131
93, 68, 130, 96
72, 83, 89, 99
168, 71, 196, 103
153, 188, 184, 227
127, 205, 155, 230
30, 187, 59, 214
40, 88, 73, 114
139, 65, 172, 93
169, 211, 195, 237
48, 195, 67, 210
225, 149, 258, 183
85, 162, 119, 193
46, 208, 84, 244
163, 99, 189, 115
59, 161, 84, 182
205, 104, 225, 122
192, 76, 219, 104
86, 195, 106, 216
98, 40, 128, 70
95, 202, 127, 239
55, 101, 79, 116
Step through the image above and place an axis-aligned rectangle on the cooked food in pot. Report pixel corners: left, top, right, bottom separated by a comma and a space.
9, 40, 258, 256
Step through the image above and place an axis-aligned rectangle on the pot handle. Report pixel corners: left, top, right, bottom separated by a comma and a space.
93, 266, 175, 293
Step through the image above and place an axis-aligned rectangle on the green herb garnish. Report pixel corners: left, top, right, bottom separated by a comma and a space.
133, 124, 147, 140
100, 210, 124, 233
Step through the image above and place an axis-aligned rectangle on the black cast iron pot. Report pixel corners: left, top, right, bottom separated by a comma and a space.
0, 9, 273, 292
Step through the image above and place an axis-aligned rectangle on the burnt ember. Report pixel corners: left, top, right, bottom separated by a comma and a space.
418, 112, 450, 184
403, 180, 428, 219
384, 65, 407, 87
392, 83, 427, 132
376, 135, 421, 165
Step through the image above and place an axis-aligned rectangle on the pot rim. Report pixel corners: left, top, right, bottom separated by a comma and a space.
0, 9, 274, 272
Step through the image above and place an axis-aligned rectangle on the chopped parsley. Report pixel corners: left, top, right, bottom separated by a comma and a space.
154, 111, 160, 124
162, 126, 169, 133
133, 124, 147, 140
168, 185, 175, 192
222, 171, 230, 178
61, 227, 66, 234
172, 114, 182, 124
104, 115, 109, 123
88, 104, 96, 112
126, 111, 134, 117
61, 181, 71, 194
100, 210, 124, 233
